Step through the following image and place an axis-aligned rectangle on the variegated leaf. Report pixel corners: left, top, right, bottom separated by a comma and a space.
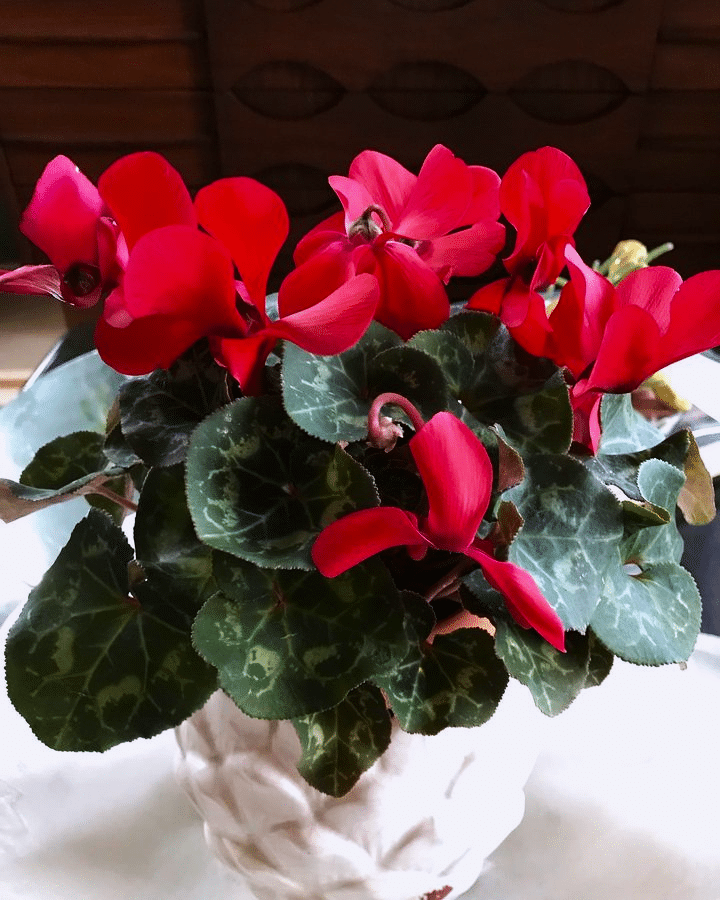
292, 682, 392, 797
4, 508, 216, 750
185, 396, 379, 569
193, 554, 406, 719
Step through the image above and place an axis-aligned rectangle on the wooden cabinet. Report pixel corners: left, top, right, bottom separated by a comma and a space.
1, 0, 718, 288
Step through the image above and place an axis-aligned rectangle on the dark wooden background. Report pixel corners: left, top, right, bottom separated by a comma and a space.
1, 0, 719, 291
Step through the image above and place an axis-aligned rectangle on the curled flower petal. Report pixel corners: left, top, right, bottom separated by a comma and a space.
409, 412, 493, 552
393, 144, 473, 239
98, 152, 196, 251
195, 177, 289, 315
94, 225, 244, 375
312, 507, 428, 578
0, 265, 63, 301
346, 150, 416, 227
272, 273, 379, 354
278, 240, 356, 317
20, 156, 105, 275
417, 219, 505, 280
371, 240, 450, 339
465, 546, 566, 652
95, 311, 211, 375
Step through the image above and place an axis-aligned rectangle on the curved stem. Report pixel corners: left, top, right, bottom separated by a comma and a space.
91, 484, 138, 513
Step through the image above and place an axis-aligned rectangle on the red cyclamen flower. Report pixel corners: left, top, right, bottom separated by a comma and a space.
466, 146, 590, 356
91, 153, 379, 392
278, 144, 505, 340
312, 410, 566, 651
547, 246, 720, 451
2, 156, 126, 307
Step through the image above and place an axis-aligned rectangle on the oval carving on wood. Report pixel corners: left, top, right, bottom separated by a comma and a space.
254, 164, 334, 217
536, 0, 625, 12
509, 60, 628, 124
232, 62, 344, 120
369, 62, 485, 120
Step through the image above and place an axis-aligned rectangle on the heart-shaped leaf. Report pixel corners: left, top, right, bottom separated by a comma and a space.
292, 682, 392, 797
118, 340, 230, 467
282, 322, 401, 442
193, 554, 406, 719
591, 562, 701, 665
504, 455, 624, 631
374, 594, 508, 734
493, 623, 592, 716
5, 508, 216, 750
186, 396, 379, 569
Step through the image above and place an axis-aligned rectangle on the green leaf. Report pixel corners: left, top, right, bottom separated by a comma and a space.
282, 322, 401, 442
623, 459, 686, 563
505, 455, 624, 631
493, 370, 572, 455
591, 561, 701, 665
192, 555, 406, 719
584, 631, 614, 688
412, 313, 568, 453
374, 596, 509, 734
292, 682, 392, 797
598, 393, 664, 454
186, 396, 379, 569
0, 446, 126, 524
586, 430, 690, 502
18, 429, 131, 522
4, 509, 216, 751
369, 344, 450, 422
118, 340, 230, 467
134, 465, 216, 606
493, 624, 592, 716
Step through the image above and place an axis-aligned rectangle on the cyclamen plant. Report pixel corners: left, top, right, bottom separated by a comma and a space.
0, 145, 717, 796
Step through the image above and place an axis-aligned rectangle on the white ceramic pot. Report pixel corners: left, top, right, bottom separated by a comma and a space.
175, 680, 544, 900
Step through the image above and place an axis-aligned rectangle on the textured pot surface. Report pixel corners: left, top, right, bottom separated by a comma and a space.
175, 680, 544, 900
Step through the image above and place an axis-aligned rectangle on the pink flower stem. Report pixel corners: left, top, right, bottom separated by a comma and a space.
424, 559, 473, 603
91, 484, 139, 513
368, 392, 425, 437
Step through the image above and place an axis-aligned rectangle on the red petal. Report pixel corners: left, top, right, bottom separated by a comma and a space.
508, 290, 553, 357
660, 269, 720, 362
272, 273, 379, 354
293, 212, 346, 266
466, 546, 566, 651
372, 241, 449, 339
502, 147, 589, 275
466, 278, 509, 316
213, 331, 277, 395
393, 144, 472, 239
347, 149, 416, 227
20, 155, 104, 274
0, 265, 63, 301
548, 245, 616, 378
98, 152, 195, 251
195, 177, 288, 315
328, 175, 377, 229
277, 241, 356, 317
588, 304, 662, 393
94, 312, 207, 375
410, 412, 493, 552
118, 226, 239, 325
461, 165, 502, 225
312, 507, 428, 578
417, 220, 505, 280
